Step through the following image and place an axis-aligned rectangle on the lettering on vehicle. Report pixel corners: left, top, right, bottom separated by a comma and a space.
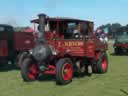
64, 41, 83, 47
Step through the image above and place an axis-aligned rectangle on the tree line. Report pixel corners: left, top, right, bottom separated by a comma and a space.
98, 23, 128, 39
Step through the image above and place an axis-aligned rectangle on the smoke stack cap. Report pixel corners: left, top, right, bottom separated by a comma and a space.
38, 14, 46, 18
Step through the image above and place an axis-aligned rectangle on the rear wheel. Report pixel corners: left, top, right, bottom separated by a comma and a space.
16, 52, 28, 68
21, 58, 39, 82
56, 58, 73, 85
95, 52, 108, 73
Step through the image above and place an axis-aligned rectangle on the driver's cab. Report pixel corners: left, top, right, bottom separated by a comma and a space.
31, 17, 93, 40
62, 21, 91, 39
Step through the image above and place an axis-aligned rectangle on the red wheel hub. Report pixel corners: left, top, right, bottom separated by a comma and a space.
62, 63, 72, 81
27, 64, 38, 80
101, 58, 107, 71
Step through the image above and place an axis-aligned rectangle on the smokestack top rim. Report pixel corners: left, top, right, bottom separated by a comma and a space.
38, 13, 47, 18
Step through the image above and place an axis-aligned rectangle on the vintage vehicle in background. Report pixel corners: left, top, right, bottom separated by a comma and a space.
20, 13, 108, 85
114, 31, 128, 54
0, 24, 35, 67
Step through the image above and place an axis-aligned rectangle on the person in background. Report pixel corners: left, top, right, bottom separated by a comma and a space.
96, 28, 108, 43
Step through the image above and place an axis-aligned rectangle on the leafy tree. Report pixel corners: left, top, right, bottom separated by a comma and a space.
97, 23, 125, 39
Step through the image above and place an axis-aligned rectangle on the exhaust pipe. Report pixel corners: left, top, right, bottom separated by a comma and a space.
37, 14, 46, 43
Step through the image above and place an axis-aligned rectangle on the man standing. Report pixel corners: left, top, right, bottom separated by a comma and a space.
96, 28, 108, 43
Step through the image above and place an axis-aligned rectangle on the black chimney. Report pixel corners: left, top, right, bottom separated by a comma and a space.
38, 14, 46, 43
32, 13, 52, 63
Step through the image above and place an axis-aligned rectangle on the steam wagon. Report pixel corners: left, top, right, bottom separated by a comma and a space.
20, 14, 108, 85
0, 24, 35, 67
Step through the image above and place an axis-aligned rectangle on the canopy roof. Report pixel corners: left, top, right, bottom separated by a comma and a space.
31, 17, 93, 24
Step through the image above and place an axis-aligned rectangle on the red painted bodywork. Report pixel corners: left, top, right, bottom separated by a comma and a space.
46, 35, 107, 58
0, 40, 8, 56
31, 17, 107, 58
31, 16, 108, 75
44, 65, 56, 75
13, 32, 35, 51
0, 31, 35, 60
114, 43, 128, 49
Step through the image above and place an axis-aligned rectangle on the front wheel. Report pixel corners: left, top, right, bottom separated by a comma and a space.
21, 58, 39, 82
56, 58, 73, 85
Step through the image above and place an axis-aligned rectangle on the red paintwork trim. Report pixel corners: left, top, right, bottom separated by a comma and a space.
44, 70, 56, 75
49, 65, 55, 69
44, 65, 56, 75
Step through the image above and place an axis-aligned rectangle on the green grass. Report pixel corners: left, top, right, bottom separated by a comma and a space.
0, 42, 128, 96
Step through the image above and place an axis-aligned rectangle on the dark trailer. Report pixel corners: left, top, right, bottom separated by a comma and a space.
0, 24, 35, 67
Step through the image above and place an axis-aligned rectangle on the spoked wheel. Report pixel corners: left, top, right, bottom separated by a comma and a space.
56, 58, 73, 85
62, 63, 72, 81
101, 58, 107, 72
95, 52, 108, 73
21, 58, 39, 82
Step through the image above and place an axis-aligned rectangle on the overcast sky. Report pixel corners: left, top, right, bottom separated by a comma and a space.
0, 0, 127, 28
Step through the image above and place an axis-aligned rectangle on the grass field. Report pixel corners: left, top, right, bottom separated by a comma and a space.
0, 42, 128, 96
